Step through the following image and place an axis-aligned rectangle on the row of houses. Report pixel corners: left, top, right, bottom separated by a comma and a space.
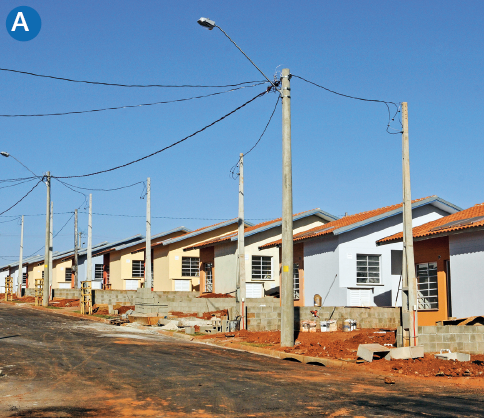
2, 194, 483, 326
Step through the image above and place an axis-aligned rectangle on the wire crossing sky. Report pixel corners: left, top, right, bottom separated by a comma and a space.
1, 0, 483, 259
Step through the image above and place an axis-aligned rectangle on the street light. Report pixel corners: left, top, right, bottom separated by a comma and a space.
197, 18, 295, 347
1, 151, 9, 157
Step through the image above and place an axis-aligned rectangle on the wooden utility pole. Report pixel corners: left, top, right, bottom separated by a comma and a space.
42, 172, 51, 307
74, 209, 78, 288
281, 68, 294, 347
87, 194, 92, 282
145, 177, 152, 290
237, 153, 246, 329
49, 201, 53, 297
402, 102, 418, 347
17, 215, 24, 297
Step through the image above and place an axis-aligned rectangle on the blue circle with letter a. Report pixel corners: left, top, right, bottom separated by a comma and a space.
6, 6, 41, 41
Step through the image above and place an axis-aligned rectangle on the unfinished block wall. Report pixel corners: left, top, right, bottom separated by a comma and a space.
416, 326, 484, 354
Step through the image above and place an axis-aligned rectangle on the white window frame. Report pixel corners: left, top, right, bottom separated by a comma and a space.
356, 254, 381, 285
132, 260, 144, 278
416, 262, 439, 310
204, 262, 213, 292
182, 257, 199, 277
251, 256, 272, 280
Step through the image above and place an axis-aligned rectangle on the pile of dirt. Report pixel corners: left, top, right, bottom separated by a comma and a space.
19, 296, 36, 303
366, 353, 484, 378
92, 304, 110, 315
50, 299, 79, 307
197, 293, 234, 299
168, 309, 229, 320
232, 329, 396, 360
117, 305, 135, 315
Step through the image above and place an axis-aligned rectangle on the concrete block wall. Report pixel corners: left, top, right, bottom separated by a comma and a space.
417, 325, 484, 354
52, 289, 81, 299
246, 305, 400, 332
92, 290, 137, 305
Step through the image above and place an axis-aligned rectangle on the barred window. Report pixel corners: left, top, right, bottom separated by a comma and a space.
132, 260, 144, 278
65, 268, 72, 282
95, 264, 103, 280
22, 273, 27, 285
293, 263, 300, 300
252, 256, 272, 280
205, 263, 213, 292
356, 255, 381, 284
182, 257, 199, 277
417, 262, 438, 310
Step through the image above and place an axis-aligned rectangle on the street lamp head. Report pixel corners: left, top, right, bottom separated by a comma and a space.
1, 151, 9, 158
197, 17, 216, 30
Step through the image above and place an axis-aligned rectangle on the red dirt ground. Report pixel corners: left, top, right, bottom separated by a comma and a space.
169, 309, 229, 320
230, 329, 396, 359
197, 293, 234, 299
92, 304, 110, 315
50, 298, 80, 307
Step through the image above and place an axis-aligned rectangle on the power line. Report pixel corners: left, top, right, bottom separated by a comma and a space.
0, 212, 75, 218
78, 211, 271, 221
0, 176, 37, 183
292, 74, 402, 134
0, 180, 43, 216
0, 178, 36, 189
230, 94, 280, 179
55, 179, 145, 192
0, 67, 266, 88
0, 83, 265, 118
53, 89, 269, 179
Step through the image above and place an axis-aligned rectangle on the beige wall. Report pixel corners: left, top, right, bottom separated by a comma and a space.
52, 259, 72, 288
154, 223, 239, 291
27, 263, 45, 289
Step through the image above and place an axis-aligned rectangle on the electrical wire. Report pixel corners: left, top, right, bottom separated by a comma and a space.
53, 89, 269, 179
229, 94, 280, 179
0, 180, 43, 216
0, 83, 265, 117
0, 178, 36, 189
0, 216, 21, 223
292, 75, 402, 134
78, 211, 271, 221
0, 176, 37, 183
0, 67, 266, 88
55, 179, 145, 192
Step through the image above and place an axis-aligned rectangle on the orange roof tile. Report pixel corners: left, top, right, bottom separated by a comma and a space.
377, 203, 484, 244
259, 197, 433, 249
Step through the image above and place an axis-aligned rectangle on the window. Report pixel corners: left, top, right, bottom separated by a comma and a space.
416, 262, 438, 310
95, 264, 103, 280
205, 263, 213, 292
293, 263, 300, 300
182, 257, 199, 277
252, 256, 272, 280
22, 273, 27, 285
356, 255, 381, 284
42, 270, 44, 279
132, 260, 144, 278
65, 268, 72, 282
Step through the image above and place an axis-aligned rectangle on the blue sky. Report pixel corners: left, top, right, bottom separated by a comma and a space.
1, 1, 483, 261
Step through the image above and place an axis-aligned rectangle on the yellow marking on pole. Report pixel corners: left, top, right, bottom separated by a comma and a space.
283, 265, 289, 272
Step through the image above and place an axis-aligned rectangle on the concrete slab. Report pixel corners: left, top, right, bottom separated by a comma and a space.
357, 344, 391, 362
434, 352, 471, 362
384, 346, 424, 361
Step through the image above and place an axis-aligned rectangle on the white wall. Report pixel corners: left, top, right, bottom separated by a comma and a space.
449, 230, 484, 318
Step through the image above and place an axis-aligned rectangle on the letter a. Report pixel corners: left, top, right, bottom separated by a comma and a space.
11, 12, 29, 32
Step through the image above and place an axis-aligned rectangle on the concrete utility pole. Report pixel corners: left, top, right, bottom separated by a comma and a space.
49, 201, 53, 296
74, 209, 78, 288
281, 68, 294, 347
401, 102, 418, 347
87, 194, 92, 282
17, 215, 24, 297
42, 172, 51, 307
237, 153, 246, 329
145, 177, 152, 290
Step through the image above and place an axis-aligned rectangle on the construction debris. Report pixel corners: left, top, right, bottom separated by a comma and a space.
357, 344, 391, 362
434, 350, 471, 362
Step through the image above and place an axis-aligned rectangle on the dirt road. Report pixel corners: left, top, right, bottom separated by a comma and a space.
0, 304, 483, 417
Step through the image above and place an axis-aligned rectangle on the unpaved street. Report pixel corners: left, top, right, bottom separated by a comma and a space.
0, 304, 483, 417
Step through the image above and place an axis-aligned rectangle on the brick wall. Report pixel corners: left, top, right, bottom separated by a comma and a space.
415, 326, 484, 354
